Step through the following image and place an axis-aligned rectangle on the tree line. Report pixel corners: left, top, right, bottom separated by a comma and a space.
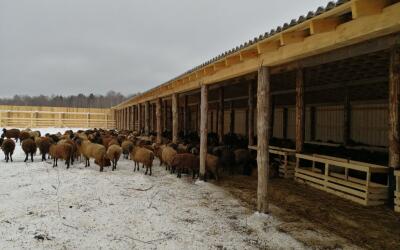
0, 91, 136, 109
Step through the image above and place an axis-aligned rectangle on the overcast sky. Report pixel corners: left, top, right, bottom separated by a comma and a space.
0, 0, 331, 97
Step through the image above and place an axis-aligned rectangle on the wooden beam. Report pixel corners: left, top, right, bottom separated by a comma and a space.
200, 85, 208, 180
172, 93, 179, 143
351, 0, 388, 19
218, 87, 224, 143
296, 68, 305, 153
214, 60, 227, 71
226, 55, 241, 66
310, 17, 340, 35
257, 40, 280, 54
248, 81, 255, 146
280, 30, 308, 46
240, 48, 259, 61
389, 46, 400, 170
257, 66, 271, 213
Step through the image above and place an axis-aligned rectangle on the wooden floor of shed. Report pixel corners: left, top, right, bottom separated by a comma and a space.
218, 176, 400, 250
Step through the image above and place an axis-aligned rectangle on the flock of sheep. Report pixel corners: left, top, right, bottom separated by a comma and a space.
0, 128, 258, 180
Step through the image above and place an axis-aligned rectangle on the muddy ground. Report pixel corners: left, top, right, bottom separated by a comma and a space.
218, 176, 400, 250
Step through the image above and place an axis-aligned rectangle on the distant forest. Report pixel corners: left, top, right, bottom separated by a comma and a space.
0, 91, 136, 109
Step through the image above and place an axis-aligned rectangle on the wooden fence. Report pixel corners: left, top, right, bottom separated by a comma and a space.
0, 105, 115, 129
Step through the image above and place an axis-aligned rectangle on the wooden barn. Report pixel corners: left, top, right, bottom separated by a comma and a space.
114, 0, 400, 213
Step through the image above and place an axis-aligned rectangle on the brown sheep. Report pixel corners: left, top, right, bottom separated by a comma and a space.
35, 137, 51, 161
75, 139, 107, 172
130, 146, 154, 175
108, 138, 120, 147
58, 139, 78, 165
161, 146, 177, 172
49, 143, 73, 168
121, 140, 134, 159
205, 153, 220, 181
29, 130, 41, 139
171, 153, 199, 178
22, 138, 37, 162
234, 149, 253, 175
106, 145, 122, 171
1, 138, 15, 162
20, 131, 31, 144
176, 144, 189, 154
2, 128, 20, 142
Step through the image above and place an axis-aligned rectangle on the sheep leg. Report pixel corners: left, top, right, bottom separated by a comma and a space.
5, 154, 8, 163
10, 154, 13, 162
31, 153, 34, 162
177, 168, 181, 178
145, 166, 148, 175
149, 166, 152, 176
66, 159, 70, 169
24, 153, 28, 162
100, 164, 104, 172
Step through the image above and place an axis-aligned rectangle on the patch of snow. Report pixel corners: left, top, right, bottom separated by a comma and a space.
0, 128, 307, 249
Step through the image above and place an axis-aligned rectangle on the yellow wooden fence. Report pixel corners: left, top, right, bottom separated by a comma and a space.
0, 105, 115, 129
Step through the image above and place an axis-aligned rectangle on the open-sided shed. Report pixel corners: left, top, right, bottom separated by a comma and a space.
114, 0, 400, 212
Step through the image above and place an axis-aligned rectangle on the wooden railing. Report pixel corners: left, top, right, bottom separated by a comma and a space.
0, 105, 115, 129
295, 154, 389, 206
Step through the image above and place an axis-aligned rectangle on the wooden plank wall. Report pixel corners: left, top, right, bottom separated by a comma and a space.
0, 105, 115, 129
199, 102, 388, 147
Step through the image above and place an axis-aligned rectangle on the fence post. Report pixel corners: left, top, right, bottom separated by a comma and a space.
87, 113, 90, 128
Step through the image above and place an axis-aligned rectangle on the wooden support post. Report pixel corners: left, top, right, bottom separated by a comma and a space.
138, 104, 142, 134
145, 102, 150, 135
156, 98, 162, 144
218, 87, 224, 143
163, 100, 167, 132
296, 68, 305, 153
229, 101, 235, 133
183, 95, 188, 136
257, 66, 271, 213
87, 113, 90, 128
200, 85, 208, 179
172, 93, 179, 143
389, 47, 400, 170
196, 104, 200, 134
389, 47, 400, 204
343, 87, 351, 145
248, 81, 254, 145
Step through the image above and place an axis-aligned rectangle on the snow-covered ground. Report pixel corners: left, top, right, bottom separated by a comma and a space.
0, 128, 306, 250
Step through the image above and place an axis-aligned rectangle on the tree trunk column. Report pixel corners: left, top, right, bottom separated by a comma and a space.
218, 88, 224, 143
200, 85, 208, 180
183, 95, 188, 136
296, 68, 305, 153
248, 81, 254, 146
389, 47, 400, 204
257, 66, 271, 213
172, 93, 179, 143
156, 98, 162, 144
145, 101, 150, 135
138, 104, 142, 134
